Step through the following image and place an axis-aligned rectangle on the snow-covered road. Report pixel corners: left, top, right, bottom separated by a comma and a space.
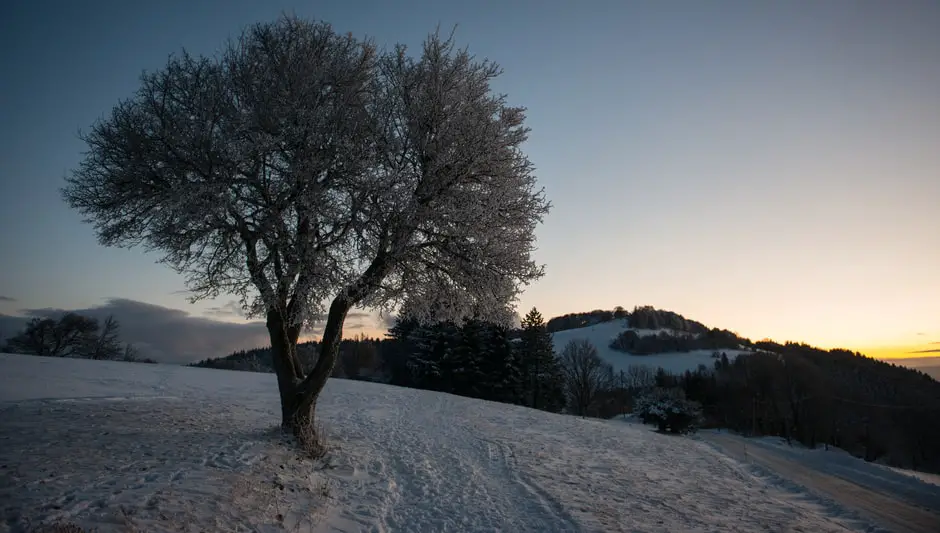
1, 354, 877, 532
701, 431, 940, 533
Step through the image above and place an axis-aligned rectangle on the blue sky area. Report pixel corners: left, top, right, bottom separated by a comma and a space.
1, 0, 938, 362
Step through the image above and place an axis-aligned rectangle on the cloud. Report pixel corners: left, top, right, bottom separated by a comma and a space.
0, 296, 16, 302
205, 300, 246, 318
4, 299, 388, 364
0, 313, 30, 340
908, 349, 940, 354
19, 299, 271, 364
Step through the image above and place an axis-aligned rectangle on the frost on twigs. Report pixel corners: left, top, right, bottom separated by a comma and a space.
634, 387, 703, 435
62, 16, 549, 421
63, 17, 546, 328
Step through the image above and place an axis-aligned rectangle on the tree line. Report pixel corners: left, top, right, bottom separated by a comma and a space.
191, 303, 940, 473
609, 328, 744, 355
660, 343, 940, 473
546, 305, 726, 336
2, 313, 155, 363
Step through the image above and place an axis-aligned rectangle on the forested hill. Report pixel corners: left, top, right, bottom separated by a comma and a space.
546, 306, 713, 334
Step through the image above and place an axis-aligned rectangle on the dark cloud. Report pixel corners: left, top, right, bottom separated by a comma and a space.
205, 300, 246, 318
0, 296, 17, 302
4, 299, 385, 364
0, 313, 30, 341
20, 299, 271, 364
908, 349, 940, 354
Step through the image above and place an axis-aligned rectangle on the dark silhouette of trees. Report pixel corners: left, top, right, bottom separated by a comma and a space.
518, 308, 566, 412
559, 339, 614, 417
3, 313, 145, 362
610, 329, 743, 355
546, 309, 615, 333
659, 342, 940, 473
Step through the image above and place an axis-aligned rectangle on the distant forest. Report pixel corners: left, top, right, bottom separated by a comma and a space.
190, 305, 940, 474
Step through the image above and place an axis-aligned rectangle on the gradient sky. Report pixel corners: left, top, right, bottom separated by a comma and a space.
1, 0, 938, 360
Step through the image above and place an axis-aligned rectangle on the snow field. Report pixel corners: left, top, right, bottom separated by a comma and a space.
551, 319, 751, 375
1, 353, 869, 532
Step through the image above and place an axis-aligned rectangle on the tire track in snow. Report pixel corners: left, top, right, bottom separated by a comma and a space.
321, 386, 583, 532
479, 438, 581, 532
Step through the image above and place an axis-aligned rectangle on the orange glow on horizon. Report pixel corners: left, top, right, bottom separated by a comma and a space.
846, 343, 940, 361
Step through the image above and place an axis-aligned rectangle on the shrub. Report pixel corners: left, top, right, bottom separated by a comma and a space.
634, 387, 702, 434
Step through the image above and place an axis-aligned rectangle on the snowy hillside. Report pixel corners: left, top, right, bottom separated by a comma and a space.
551, 319, 751, 375
1, 353, 872, 532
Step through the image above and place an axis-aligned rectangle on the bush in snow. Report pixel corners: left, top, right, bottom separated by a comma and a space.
634, 387, 702, 434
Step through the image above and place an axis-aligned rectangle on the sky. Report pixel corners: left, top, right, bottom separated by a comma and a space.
1, 0, 938, 363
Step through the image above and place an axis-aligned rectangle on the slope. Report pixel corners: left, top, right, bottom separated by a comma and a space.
1, 353, 872, 532
551, 319, 751, 375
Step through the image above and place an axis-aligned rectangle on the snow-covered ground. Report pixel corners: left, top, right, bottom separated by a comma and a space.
551, 319, 751, 375
698, 430, 940, 533
2, 353, 875, 532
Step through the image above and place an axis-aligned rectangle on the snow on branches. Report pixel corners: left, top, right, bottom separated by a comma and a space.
63, 18, 548, 331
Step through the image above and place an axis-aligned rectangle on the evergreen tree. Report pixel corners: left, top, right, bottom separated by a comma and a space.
452, 319, 489, 398
518, 308, 566, 412
480, 321, 523, 404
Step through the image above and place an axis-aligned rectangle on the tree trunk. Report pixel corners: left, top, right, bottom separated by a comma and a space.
282, 296, 351, 437
266, 307, 305, 428
277, 251, 390, 438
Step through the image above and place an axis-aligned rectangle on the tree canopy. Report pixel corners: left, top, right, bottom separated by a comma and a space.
62, 16, 550, 430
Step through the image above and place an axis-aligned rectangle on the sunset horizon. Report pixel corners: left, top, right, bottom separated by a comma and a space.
2, 1, 937, 366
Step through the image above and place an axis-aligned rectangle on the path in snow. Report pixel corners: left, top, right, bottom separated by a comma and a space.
701, 431, 940, 533
320, 381, 869, 532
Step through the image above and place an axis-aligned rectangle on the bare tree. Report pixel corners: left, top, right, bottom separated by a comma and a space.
624, 364, 656, 392
4, 318, 58, 356
560, 339, 614, 416
87, 315, 123, 360
62, 17, 549, 435
122, 343, 140, 362
5, 314, 99, 357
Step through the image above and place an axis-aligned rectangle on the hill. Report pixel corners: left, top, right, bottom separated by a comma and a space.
550, 318, 752, 376
1, 353, 878, 532
898, 356, 940, 381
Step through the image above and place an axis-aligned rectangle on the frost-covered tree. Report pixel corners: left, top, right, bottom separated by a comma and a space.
62, 17, 548, 434
634, 387, 702, 434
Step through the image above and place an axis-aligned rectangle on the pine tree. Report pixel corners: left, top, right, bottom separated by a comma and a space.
452, 319, 489, 398
406, 322, 448, 391
482, 322, 524, 404
518, 307, 566, 412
